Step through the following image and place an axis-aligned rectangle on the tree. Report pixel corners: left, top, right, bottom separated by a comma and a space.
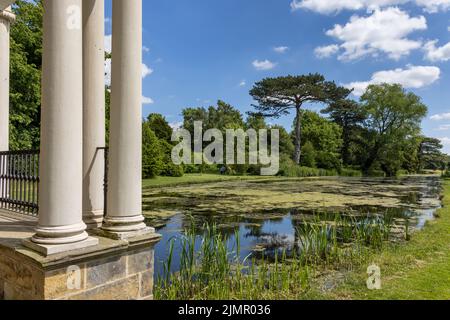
249, 74, 350, 164
182, 100, 245, 151
360, 84, 428, 176
207, 100, 244, 131
301, 141, 316, 168
300, 110, 343, 170
9, 0, 43, 150
322, 99, 366, 166
271, 125, 294, 158
418, 137, 445, 171
147, 113, 173, 142
142, 122, 163, 178
245, 113, 267, 131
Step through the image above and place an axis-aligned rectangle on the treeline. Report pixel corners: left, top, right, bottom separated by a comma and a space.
8, 0, 448, 179
147, 80, 447, 178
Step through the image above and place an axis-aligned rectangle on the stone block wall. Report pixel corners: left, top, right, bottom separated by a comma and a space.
0, 235, 159, 300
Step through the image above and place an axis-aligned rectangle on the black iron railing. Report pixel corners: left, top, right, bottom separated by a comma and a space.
0, 150, 40, 216
0, 148, 109, 218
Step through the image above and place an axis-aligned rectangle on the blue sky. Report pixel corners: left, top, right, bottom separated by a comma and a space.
104, 0, 450, 152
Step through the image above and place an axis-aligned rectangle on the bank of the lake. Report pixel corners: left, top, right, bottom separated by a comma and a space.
314, 179, 450, 300
142, 174, 271, 188
147, 175, 447, 300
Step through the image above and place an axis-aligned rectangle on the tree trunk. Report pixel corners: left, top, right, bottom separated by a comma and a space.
363, 140, 381, 174
342, 130, 351, 166
293, 107, 302, 165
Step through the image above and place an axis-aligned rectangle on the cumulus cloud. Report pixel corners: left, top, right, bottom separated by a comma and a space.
104, 35, 112, 54
252, 59, 277, 71
104, 58, 111, 86
344, 65, 441, 96
416, 0, 450, 13
239, 80, 247, 87
104, 59, 153, 86
142, 96, 154, 105
424, 40, 450, 62
290, 0, 450, 14
169, 122, 183, 130
314, 44, 339, 58
142, 63, 154, 78
104, 34, 153, 85
431, 113, 450, 121
291, 0, 408, 14
274, 46, 289, 53
436, 124, 450, 131
324, 8, 426, 61
439, 137, 450, 147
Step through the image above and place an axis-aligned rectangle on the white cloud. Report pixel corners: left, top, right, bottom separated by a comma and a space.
290, 0, 408, 14
239, 80, 247, 87
105, 34, 151, 55
431, 113, 450, 121
169, 122, 183, 130
424, 40, 450, 62
290, 0, 450, 14
104, 59, 153, 86
252, 59, 277, 71
439, 137, 450, 146
314, 44, 339, 58
435, 124, 450, 131
142, 63, 153, 78
104, 58, 111, 86
416, 0, 450, 13
344, 65, 441, 96
105, 35, 112, 54
274, 46, 289, 53
325, 8, 426, 61
142, 96, 154, 105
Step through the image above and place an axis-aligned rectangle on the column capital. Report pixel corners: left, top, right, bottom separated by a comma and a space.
0, 8, 15, 24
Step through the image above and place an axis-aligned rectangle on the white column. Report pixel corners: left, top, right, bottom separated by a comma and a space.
102, 0, 151, 239
0, 6, 14, 152
0, 7, 14, 201
24, 0, 98, 255
82, 0, 105, 229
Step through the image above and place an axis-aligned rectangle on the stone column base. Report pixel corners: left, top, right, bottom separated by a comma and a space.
22, 237, 99, 256
0, 232, 161, 300
94, 226, 155, 241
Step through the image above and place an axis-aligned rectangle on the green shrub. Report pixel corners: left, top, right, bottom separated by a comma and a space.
300, 142, 316, 168
161, 162, 184, 177
340, 168, 363, 177
367, 169, 386, 177
278, 155, 337, 177
142, 123, 163, 178
159, 140, 184, 177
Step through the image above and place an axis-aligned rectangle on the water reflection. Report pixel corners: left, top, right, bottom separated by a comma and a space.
146, 176, 442, 277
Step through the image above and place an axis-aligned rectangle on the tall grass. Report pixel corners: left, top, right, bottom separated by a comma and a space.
278, 165, 338, 178
155, 224, 311, 300
155, 214, 395, 300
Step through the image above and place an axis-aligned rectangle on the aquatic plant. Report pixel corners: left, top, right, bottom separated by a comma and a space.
154, 211, 396, 300
155, 222, 311, 300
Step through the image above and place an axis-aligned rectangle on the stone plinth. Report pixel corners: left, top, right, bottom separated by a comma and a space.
0, 229, 160, 300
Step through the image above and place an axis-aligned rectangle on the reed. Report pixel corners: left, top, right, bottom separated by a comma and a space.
155, 213, 395, 300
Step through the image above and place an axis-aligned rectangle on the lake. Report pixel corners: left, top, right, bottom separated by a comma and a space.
143, 175, 442, 277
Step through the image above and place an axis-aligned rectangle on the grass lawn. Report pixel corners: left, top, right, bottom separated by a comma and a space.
142, 173, 271, 188
320, 179, 450, 300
